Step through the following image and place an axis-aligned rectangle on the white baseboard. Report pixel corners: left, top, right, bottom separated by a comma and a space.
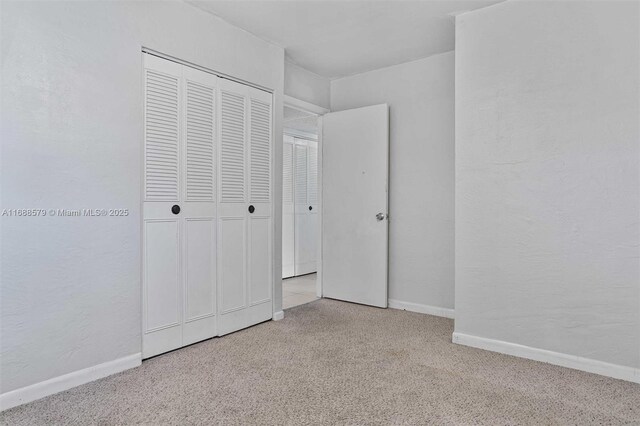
452, 332, 640, 384
0, 353, 142, 411
273, 310, 285, 321
388, 299, 455, 319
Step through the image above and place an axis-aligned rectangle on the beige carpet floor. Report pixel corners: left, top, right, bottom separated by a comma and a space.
2, 299, 639, 425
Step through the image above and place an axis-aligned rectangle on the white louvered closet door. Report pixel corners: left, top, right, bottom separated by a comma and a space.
306, 140, 319, 271
143, 54, 217, 358
217, 77, 273, 336
282, 136, 295, 278
294, 138, 318, 276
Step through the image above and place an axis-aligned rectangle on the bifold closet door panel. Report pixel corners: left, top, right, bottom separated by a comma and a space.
293, 142, 308, 275
217, 78, 273, 335
143, 55, 184, 358
248, 92, 273, 306
182, 218, 216, 345
295, 213, 317, 275
249, 216, 271, 305
181, 65, 217, 347
143, 54, 217, 358
217, 79, 249, 323
143, 220, 182, 358
294, 139, 318, 276
282, 137, 295, 278
219, 217, 246, 314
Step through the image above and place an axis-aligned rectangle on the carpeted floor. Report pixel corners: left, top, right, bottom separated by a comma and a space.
2, 299, 639, 425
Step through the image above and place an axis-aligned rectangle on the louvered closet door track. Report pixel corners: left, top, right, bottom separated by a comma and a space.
142, 53, 273, 359
142, 48, 272, 94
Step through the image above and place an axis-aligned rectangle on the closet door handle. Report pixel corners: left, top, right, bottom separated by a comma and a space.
171, 205, 181, 215
248, 205, 255, 214
308, 206, 313, 211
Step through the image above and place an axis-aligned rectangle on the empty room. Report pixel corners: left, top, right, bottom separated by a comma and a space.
1, 0, 638, 424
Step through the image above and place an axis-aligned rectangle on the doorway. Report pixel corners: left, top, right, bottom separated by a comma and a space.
281, 98, 326, 309
280, 99, 389, 311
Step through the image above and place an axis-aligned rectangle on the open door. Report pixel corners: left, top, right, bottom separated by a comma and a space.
321, 104, 389, 308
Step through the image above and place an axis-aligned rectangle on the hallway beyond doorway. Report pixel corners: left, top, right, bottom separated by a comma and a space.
283, 273, 318, 309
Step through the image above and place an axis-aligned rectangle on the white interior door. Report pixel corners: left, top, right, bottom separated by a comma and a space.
143, 54, 217, 359
282, 136, 295, 278
293, 138, 318, 275
321, 104, 389, 308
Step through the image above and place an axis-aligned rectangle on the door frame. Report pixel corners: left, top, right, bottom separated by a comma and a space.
283, 95, 328, 300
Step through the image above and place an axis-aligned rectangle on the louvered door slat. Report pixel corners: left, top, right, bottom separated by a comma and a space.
220, 91, 246, 203
250, 99, 271, 203
145, 70, 179, 201
283, 142, 294, 204
308, 144, 318, 205
186, 80, 215, 201
295, 144, 308, 205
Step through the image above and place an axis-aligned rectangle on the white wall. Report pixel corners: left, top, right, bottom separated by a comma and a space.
285, 61, 330, 110
0, 0, 284, 396
455, 0, 639, 372
331, 52, 455, 313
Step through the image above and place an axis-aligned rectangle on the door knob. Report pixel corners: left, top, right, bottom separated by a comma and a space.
248, 205, 255, 213
376, 212, 386, 221
171, 205, 181, 215
308, 206, 313, 211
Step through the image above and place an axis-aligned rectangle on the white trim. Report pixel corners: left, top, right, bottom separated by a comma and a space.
316, 115, 323, 299
0, 353, 142, 411
143, 48, 272, 93
272, 310, 285, 321
452, 333, 640, 384
284, 128, 318, 141
388, 299, 455, 319
284, 95, 329, 116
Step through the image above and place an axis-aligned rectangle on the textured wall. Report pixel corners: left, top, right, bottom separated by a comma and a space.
455, 0, 639, 369
284, 61, 330, 109
0, 0, 284, 393
331, 52, 455, 311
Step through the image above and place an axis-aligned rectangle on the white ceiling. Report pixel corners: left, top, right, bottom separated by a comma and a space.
188, 0, 502, 79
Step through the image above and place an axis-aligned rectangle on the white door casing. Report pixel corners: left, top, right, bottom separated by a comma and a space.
321, 104, 389, 308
